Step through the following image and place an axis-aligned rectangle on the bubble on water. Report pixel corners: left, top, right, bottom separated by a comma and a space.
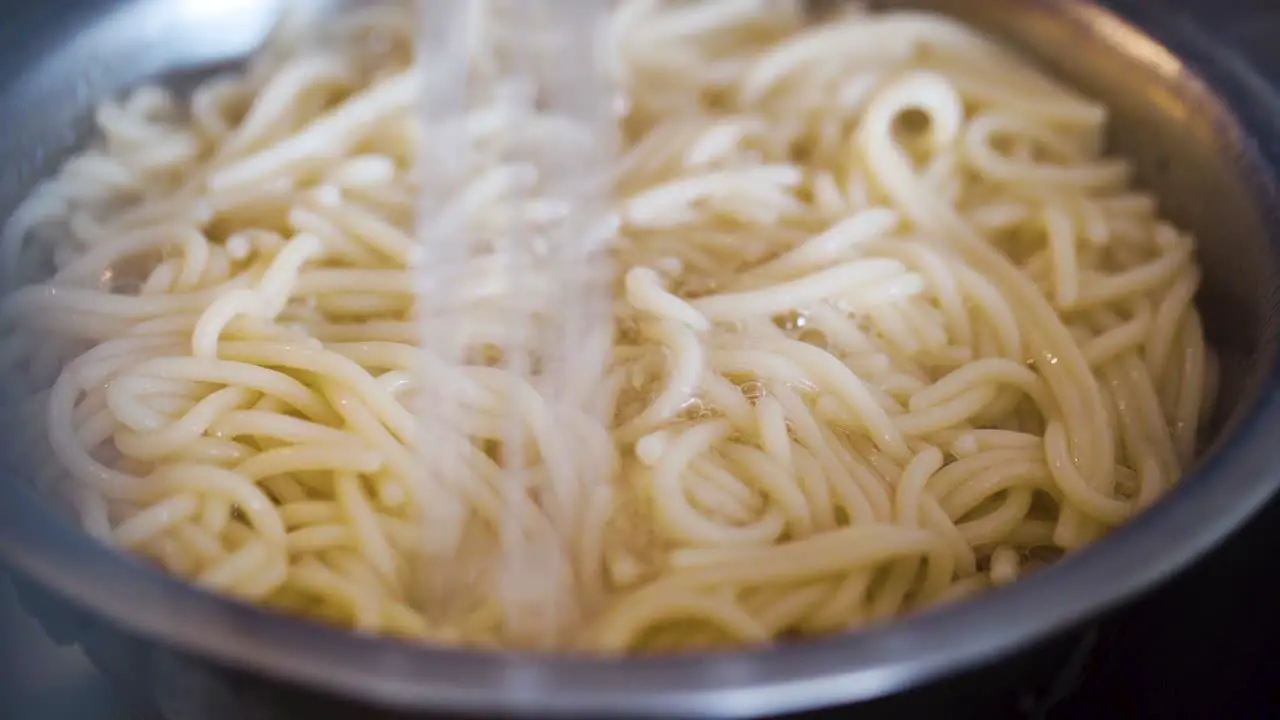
776, 311, 809, 332
679, 396, 715, 420
798, 328, 828, 350
784, 419, 798, 441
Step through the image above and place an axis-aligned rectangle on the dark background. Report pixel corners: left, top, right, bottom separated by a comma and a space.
4, 1, 1280, 719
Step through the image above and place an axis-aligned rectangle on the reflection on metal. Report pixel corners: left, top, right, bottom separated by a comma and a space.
1075, 3, 1185, 80
1074, 2, 1192, 123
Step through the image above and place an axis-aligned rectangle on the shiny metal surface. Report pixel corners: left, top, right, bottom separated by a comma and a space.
1, 0, 1279, 717
0, 574, 140, 720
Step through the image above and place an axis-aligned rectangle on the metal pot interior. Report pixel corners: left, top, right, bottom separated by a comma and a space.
0, 0, 1278, 716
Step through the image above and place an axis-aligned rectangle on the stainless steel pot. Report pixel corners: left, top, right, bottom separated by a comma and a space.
2, 0, 1279, 717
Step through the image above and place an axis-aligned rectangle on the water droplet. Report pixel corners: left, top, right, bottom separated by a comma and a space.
776, 311, 809, 332
798, 329, 828, 350
679, 397, 715, 420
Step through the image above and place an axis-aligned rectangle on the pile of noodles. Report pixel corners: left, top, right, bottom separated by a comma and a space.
0, 0, 1215, 653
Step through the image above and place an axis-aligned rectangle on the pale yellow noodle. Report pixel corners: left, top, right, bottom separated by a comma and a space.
0, 1, 1215, 654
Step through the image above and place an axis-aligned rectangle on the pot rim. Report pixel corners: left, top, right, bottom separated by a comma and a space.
3, 0, 1280, 717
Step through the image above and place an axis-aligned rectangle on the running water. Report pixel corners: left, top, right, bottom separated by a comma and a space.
413, 0, 619, 649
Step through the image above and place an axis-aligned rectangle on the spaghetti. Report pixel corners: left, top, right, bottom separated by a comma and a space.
0, 0, 1216, 653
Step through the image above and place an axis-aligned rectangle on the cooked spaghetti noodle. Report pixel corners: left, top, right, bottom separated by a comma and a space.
0, 0, 1217, 653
